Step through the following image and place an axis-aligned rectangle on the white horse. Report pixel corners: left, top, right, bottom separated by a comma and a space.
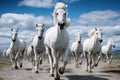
26, 37, 34, 64
10, 28, 26, 69
44, 2, 70, 80
31, 23, 45, 73
71, 33, 83, 67
102, 39, 115, 63
83, 28, 103, 72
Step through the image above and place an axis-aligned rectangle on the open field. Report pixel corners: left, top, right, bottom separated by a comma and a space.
0, 59, 120, 80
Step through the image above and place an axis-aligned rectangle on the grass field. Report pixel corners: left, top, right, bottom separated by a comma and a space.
0, 59, 12, 69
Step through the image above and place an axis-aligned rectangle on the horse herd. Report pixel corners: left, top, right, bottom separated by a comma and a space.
2, 2, 115, 80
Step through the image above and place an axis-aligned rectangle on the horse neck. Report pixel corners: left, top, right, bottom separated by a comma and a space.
15, 37, 19, 44
56, 24, 65, 36
107, 43, 112, 50
91, 36, 99, 45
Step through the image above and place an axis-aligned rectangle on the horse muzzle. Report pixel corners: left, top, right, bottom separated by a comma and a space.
38, 36, 42, 40
113, 45, 115, 48
99, 40, 103, 43
78, 41, 81, 44
12, 39, 16, 42
58, 23, 65, 30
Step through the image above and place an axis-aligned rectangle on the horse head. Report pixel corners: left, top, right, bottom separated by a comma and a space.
11, 28, 18, 42
36, 24, 44, 40
53, 2, 70, 30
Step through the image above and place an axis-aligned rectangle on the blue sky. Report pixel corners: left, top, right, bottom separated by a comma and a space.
0, 0, 120, 51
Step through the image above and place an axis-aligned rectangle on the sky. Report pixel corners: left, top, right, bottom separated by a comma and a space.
0, 0, 120, 51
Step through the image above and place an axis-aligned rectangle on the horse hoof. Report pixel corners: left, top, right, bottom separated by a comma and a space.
59, 67, 64, 74
79, 62, 82, 65
89, 71, 92, 73
19, 63, 22, 68
15, 66, 18, 69
94, 64, 98, 67
49, 74, 54, 77
35, 71, 39, 73
55, 76, 60, 80
85, 69, 88, 72
40, 60, 42, 64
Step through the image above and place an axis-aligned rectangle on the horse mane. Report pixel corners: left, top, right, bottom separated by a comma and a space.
53, 2, 70, 27
107, 38, 113, 44
88, 28, 97, 37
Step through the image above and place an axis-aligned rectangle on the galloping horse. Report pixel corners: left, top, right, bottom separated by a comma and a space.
83, 28, 103, 72
44, 2, 70, 80
102, 39, 115, 63
10, 28, 26, 69
71, 33, 83, 67
31, 24, 45, 73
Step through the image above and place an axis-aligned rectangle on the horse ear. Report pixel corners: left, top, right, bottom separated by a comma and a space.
42, 24, 44, 28
95, 27, 97, 31
36, 24, 38, 27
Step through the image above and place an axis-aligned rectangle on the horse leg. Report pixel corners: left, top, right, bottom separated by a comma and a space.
33, 49, 39, 73
76, 52, 80, 68
51, 48, 60, 80
13, 53, 18, 69
72, 52, 78, 67
14, 59, 18, 69
46, 46, 54, 76
19, 50, 25, 68
59, 49, 69, 75
89, 52, 92, 73
106, 54, 109, 63
79, 53, 83, 65
109, 53, 113, 63
91, 54, 96, 69
96, 52, 102, 66
85, 52, 88, 72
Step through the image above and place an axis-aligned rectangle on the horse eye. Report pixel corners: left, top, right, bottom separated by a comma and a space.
56, 13, 58, 15
65, 13, 66, 15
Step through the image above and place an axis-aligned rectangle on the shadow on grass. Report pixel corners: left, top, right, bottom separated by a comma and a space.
25, 68, 32, 71
64, 69, 73, 73
101, 70, 120, 74
66, 75, 109, 80
0, 77, 4, 80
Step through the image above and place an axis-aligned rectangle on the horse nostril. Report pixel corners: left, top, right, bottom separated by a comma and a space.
62, 23, 65, 26
12, 39, 15, 42
58, 23, 65, 30
113, 45, 115, 48
38, 36, 42, 39
99, 40, 103, 43
78, 41, 81, 43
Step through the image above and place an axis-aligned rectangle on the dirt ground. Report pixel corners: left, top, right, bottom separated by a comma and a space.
0, 59, 120, 80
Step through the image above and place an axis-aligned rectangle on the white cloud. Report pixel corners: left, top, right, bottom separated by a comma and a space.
67, 25, 120, 51
0, 13, 53, 29
77, 10, 120, 26
0, 13, 53, 49
18, 0, 55, 8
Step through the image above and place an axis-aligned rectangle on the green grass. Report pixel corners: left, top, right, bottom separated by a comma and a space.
113, 53, 120, 59
0, 59, 12, 69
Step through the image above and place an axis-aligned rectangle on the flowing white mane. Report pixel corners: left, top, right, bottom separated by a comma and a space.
88, 28, 97, 37
88, 28, 101, 37
53, 2, 70, 27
